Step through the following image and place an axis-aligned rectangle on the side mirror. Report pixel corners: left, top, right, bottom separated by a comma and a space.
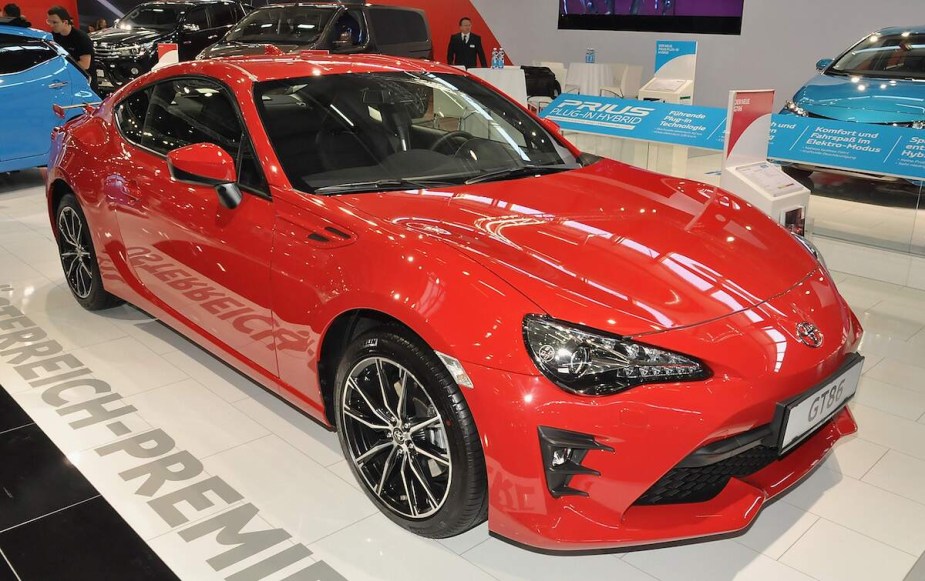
815, 58, 833, 71
167, 143, 242, 209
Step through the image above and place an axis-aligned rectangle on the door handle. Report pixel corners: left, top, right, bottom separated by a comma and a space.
48, 81, 68, 89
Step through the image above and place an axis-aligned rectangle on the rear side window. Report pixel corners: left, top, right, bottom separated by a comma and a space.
209, 3, 239, 27
115, 87, 152, 145
368, 8, 427, 45
0, 38, 60, 75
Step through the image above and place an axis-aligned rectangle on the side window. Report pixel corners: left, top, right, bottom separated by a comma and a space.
140, 78, 267, 194
368, 9, 427, 45
184, 6, 209, 31
115, 87, 152, 145
0, 39, 60, 75
209, 3, 238, 27
330, 9, 367, 51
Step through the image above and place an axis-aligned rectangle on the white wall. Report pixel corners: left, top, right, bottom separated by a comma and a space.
470, 0, 924, 109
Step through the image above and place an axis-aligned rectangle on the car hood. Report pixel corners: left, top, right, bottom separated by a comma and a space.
340, 160, 820, 336
91, 27, 170, 47
794, 73, 925, 123
200, 40, 308, 59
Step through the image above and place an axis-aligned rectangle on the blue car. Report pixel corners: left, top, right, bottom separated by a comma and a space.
0, 23, 99, 173
781, 26, 924, 181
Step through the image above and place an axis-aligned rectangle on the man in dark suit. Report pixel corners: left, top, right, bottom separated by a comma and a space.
446, 17, 487, 69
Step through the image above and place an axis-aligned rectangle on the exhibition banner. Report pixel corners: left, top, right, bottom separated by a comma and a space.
542, 93, 925, 180
654, 40, 698, 80
725, 90, 774, 161
540, 93, 726, 150
768, 116, 925, 181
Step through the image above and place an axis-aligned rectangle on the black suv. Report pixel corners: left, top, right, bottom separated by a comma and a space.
198, 2, 431, 60
92, 0, 248, 93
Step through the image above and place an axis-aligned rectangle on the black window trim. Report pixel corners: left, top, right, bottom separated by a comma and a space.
113, 73, 271, 199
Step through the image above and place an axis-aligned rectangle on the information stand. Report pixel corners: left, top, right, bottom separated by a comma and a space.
720, 90, 810, 234
635, 41, 698, 176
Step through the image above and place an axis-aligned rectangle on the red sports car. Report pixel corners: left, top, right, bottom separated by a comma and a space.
47, 53, 863, 551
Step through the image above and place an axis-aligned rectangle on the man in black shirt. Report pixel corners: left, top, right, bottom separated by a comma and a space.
46, 6, 93, 73
0, 3, 31, 27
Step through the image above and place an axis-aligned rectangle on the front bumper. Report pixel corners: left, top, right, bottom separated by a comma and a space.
95, 56, 156, 92
460, 268, 862, 551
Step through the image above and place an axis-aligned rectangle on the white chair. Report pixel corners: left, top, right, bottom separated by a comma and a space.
599, 63, 643, 99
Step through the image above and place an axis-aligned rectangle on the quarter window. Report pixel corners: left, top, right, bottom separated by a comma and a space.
114, 87, 152, 145
0, 39, 60, 75
209, 3, 239, 27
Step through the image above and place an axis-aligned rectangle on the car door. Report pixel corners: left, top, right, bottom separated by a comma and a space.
177, 5, 212, 60
206, 2, 243, 50
110, 77, 278, 376
0, 36, 71, 164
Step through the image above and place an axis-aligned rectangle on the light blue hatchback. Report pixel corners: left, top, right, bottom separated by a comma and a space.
0, 24, 100, 173
782, 26, 925, 128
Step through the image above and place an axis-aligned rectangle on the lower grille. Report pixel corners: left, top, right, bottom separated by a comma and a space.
636, 444, 778, 505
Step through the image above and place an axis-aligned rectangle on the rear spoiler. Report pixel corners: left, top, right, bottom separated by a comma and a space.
53, 102, 102, 119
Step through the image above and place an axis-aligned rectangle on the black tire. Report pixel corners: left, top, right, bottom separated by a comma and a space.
334, 326, 487, 538
55, 193, 121, 310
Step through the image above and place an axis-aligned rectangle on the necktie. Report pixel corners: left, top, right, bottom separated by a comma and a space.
463, 34, 468, 44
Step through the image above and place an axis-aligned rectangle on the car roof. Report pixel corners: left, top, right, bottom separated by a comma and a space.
134, 0, 237, 6
872, 25, 925, 36
252, 2, 419, 10
185, 52, 461, 81
0, 24, 51, 40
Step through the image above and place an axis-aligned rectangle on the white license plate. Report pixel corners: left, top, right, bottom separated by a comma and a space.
778, 356, 863, 453
98, 77, 113, 88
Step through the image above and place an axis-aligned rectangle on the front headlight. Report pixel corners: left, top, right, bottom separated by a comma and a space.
785, 100, 809, 117
913, 120, 925, 130
523, 315, 709, 396
791, 232, 827, 270
116, 42, 154, 57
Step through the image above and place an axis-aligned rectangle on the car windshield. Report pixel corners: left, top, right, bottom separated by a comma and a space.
225, 6, 334, 44
118, 5, 183, 31
831, 32, 925, 80
254, 72, 579, 193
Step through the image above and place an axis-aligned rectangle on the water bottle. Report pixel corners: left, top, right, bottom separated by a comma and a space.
498, 48, 505, 68
588, 48, 596, 63
585, 49, 591, 63
491, 48, 498, 69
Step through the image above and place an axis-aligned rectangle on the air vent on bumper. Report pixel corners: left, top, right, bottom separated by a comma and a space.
538, 426, 614, 498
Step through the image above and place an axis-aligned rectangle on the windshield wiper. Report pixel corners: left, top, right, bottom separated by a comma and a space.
464, 165, 569, 185
314, 178, 449, 195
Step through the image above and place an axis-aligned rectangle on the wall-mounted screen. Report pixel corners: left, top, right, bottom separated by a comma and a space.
558, 0, 744, 35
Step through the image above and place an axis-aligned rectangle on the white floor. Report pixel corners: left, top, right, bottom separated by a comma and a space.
2, 168, 925, 581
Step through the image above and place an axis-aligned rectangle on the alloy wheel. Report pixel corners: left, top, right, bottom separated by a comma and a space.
57, 206, 94, 299
340, 356, 452, 519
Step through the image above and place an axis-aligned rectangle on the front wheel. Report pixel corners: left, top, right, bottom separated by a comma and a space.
55, 193, 121, 310
334, 327, 487, 538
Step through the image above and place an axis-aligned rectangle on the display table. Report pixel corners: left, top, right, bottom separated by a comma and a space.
467, 67, 528, 105
564, 62, 615, 96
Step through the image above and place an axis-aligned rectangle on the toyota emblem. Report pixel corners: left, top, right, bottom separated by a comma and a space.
796, 322, 823, 348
